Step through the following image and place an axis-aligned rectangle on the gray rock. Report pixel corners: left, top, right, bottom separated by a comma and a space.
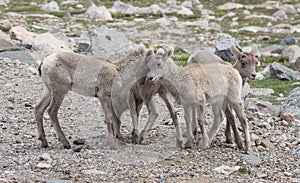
40, 0, 60, 12
281, 34, 296, 45
280, 4, 297, 14
281, 45, 300, 63
85, 3, 112, 21
0, 50, 36, 65
269, 62, 300, 80
214, 38, 242, 61
75, 26, 137, 61
208, 22, 221, 31
0, 0, 9, 7
0, 39, 19, 52
259, 45, 285, 54
48, 29, 75, 48
281, 88, 300, 120
273, 10, 288, 20
240, 154, 262, 167
109, 0, 137, 14
33, 32, 73, 57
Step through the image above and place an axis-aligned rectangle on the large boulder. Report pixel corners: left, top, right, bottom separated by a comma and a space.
280, 34, 296, 45
281, 45, 300, 63
0, 50, 36, 65
269, 62, 300, 80
33, 32, 73, 56
109, 0, 137, 14
75, 26, 137, 61
281, 88, 300, 120
214, 38, 242, 61
0, 39, 19, 52
40, 0, 60, 11
9, 26, 38, 46
9, 26, 73, 56
85, 3, 112, 21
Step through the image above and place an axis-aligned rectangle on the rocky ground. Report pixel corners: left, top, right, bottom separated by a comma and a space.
0, 0, 300, 183
0, 56, 299, 182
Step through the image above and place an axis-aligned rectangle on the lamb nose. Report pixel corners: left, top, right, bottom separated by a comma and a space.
149, 76, 154, 81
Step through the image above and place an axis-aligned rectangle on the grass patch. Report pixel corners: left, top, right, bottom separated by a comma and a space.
173, 47, 190, 67
248, 77, 299, 105
248, 77, 299, 97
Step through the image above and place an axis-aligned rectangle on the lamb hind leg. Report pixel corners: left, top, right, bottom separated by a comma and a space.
197, 105, 209, 149
101, 98, 118, 150
47, 89, 70, 149
208, 103, 224, 145
225, 105, 243, 149
35, 87, 51, 148
231, 101, 250, 153
183, 105, 194, 148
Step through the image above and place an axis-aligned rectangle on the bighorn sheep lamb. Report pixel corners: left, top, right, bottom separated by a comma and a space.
111, 49, 183, 146
146, 46, 251, 153
35, 47, 149, 150
145, 47, 202, 148
187, 45, 258, 149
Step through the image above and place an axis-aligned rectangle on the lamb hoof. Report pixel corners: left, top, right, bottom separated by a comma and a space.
131, 129, 139, 144
176, 139, 183, 148
137, 136, 144, 144
225, 138, 233, 144
184, 139, 193, 149
41, 142, 49, 148
63, 144, 71, 149
116, 134, 125, 141
109, 143, 118, 150
198, 140, 209, 150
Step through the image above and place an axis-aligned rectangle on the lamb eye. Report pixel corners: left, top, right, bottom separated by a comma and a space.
241, 55, 246, 59
255, 55, 259, 58
157, 63, 161, 66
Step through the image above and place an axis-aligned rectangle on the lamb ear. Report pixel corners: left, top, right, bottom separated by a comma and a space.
231, 44, 241, 56
166, 46, 174, 58
251, 44, 258, 54
145, 49, 154, 62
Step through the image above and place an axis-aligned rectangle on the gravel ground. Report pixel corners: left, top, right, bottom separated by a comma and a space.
0, 57, 299, 183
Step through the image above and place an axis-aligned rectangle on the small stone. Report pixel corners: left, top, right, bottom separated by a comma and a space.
284, 172, 292, 176
73, 139, 85, 145
82, 169, 107, 175
280, 112, 295, 123
260, 140, 275, 150
257, 173, 268, 178
36, 163, 51, 169
250, 133, 260, 144
281, 120, 289, 126
212, 165, 240, 175
5, 118, 18, 123
240, 154, 262, 167
72, 145, 83, 152
40, 153, 52, 161
25, 131, 36, 137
